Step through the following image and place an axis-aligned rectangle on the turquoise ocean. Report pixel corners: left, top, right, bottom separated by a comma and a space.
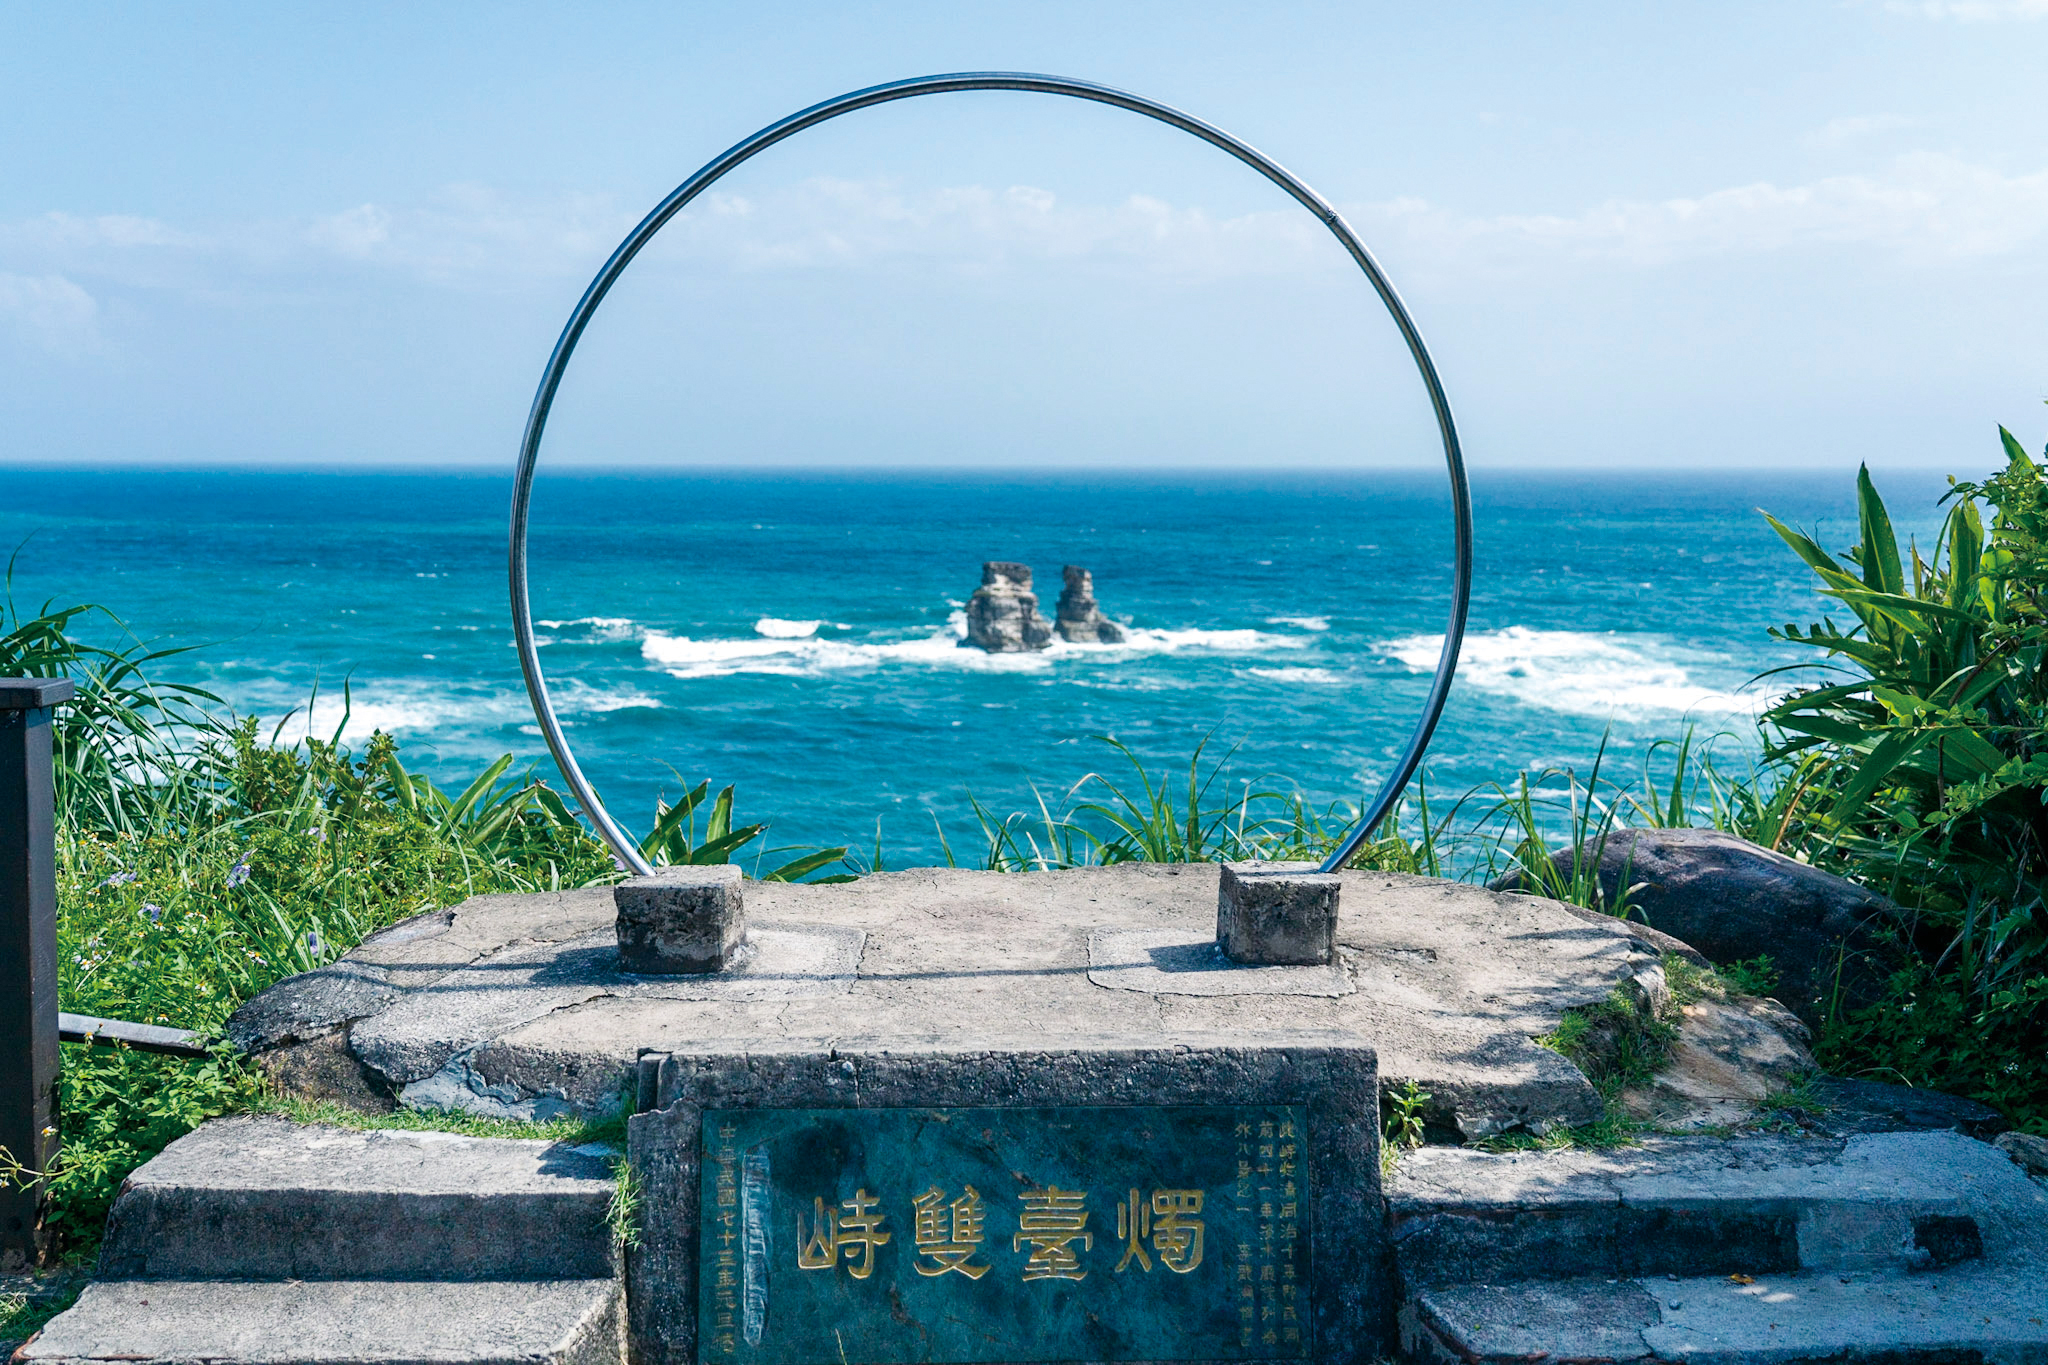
0, 467, 1948, 866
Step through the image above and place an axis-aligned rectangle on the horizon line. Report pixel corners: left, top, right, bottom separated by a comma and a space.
0, 459, 1967, 478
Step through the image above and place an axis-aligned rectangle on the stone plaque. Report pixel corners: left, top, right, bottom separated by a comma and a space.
697, 1105, 1310, 1364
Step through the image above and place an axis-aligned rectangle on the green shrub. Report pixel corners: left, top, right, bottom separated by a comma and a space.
0, 595, 856, 1261
1761, 429, 2048, 1128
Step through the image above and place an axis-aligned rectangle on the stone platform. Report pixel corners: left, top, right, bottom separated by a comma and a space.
35, 864, 2035, 1365
232, 864, 1685, 1139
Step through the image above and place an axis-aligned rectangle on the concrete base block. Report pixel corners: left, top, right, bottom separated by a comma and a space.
614, 866, 743, 975
20, 1277, 625, 1365
95, 1116, 616, 1282
1218, 860, 1340, 965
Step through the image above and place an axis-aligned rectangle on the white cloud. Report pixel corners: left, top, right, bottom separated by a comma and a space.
2, 153, 2043, 318
1880, 0, 2048, 17
1805, 113, 1916, 149
0, 272, 100, 355
1365, 152, 2048, 267
647, 179, 1325, 278
305, 204, 391, 258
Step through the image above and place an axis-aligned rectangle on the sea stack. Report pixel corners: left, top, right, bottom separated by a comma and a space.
1054, 565, 1126, 643
964, 562, 1054, 652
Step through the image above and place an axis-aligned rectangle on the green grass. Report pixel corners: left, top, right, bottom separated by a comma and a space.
0, 1272, 87, 1352
0, 593, 854, 1265
1538, 985, 1680, 1099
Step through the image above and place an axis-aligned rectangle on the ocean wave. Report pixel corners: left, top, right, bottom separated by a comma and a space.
273, 694, 478, 743
534, 616, 641, 642
640, 617, 1307, 680
238, 676, 657, 745
1382, 626, 1760, 718
1266, 616, 1330, 632
754, 618, 821, 639
551, 679, 662, 714
1247, 666, 1342, 684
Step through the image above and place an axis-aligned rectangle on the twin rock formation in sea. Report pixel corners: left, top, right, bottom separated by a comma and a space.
964, 563, 1126, 653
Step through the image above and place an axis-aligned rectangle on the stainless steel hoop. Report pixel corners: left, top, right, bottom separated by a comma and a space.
510, 71, 1472, 877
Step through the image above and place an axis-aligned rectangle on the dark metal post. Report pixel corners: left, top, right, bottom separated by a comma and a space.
0, 676, 74, 1269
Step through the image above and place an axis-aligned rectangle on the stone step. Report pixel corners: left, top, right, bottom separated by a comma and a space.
17, 1278, 623, 1365
1387, 1129, 2044, 1287
1401, 1266, 2048, 1365
96, 1117, 617, 1283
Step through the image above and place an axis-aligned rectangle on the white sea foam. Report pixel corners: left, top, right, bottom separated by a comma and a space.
1247, 667, 1342, 684
242, 677, 658, 745
754, 618, 821, 639
534, 616, 641, 641
282, 694, 475, 743
639, 616, 1306, 680
551, 679, 662, 713
1382, 626, 1760, 718
1266, 616, 1330, 632
1093, 626, 1305, 654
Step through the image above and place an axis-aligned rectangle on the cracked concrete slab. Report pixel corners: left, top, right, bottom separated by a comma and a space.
1087, 926, 1355, 996
238, 864, 1670, 1135
1389, 1129, 2048, 1287
351, 923, 863, 1085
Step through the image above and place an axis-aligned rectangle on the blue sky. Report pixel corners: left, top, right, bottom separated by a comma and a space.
2, 2, 2044, 471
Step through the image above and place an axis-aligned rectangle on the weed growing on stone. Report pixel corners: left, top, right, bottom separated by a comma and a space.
1539, 984, 1680, 1100
1717, 955, 1782, 997
608, 1159, 645, 1250
1379, 1081, 1432, 1175
0, 1272, 85, 1355
243, 1092, 603, 1143
1471, 1110, 1644, 1155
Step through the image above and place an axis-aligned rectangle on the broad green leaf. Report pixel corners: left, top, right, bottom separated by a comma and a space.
1856, 464, 1906, 598
1763, 513, 1840, 576
689, 822, 764, 865
1947, 500, 1985, 612
2000, 424, 2036, 474
381, 755, 419, 812
445, 754, 516, 827
762, 847, 851, 882
1829, 726, 1932, 821
706, 785, 735, 844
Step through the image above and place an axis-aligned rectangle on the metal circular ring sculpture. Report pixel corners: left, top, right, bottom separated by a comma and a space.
510, 71, 1472, 878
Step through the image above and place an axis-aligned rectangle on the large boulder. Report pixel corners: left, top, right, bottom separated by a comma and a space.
1490, 826, 1893, 1028
1053, 565, 1125, 644
963, 562, 1053, 652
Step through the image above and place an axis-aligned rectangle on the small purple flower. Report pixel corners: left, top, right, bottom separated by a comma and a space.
140, 903, 164, 924
99, 870, 136, 889
225, 851, 252, 889
305, 930, 322, 952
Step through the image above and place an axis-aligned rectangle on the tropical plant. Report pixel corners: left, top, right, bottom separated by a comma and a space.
1756, 430, 2048, 1130
637, 778, 851, 882
1763, 432, 2048, 994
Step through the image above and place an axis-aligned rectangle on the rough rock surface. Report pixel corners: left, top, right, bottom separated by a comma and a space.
234, 865, 1700, 1138
225, 960, 399, 1054
1995, 1129, 2048, 1177
962, 561, 1053, 652
1807, 1077, 2008, 1139
1490, 826, 1892, 1026
1052, 564, 1125, 643
1623, 994, 1815, 1130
